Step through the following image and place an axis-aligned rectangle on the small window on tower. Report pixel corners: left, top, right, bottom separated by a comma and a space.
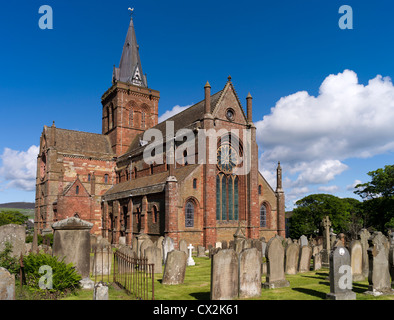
104, 174, 108, 184
193, 178, 197, 189
88, 174, 91, 182
76, 186, 79, 195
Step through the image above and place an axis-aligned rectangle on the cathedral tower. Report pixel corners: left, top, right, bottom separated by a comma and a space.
101, 12, 160, 156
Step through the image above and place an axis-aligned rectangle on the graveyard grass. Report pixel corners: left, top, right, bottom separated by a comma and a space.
60, 256, 394, 301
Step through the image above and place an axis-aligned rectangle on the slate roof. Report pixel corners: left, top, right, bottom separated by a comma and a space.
45, 126, 114, 160
103, 164, 199, 201
124, 89, 224, 155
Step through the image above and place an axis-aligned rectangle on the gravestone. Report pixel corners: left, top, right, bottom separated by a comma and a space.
92, 246, 112, 276
197, 246, 206, 257
187, 244, 195, 266
162, 236, 174, 264
0, 224, 26, 258
299, 235, 308, 247
179, 239, 188, 255
93, 282, 109, 300
228, 240, 235, 250
261, 241, 267, 258
263, 235, 290, 289
298, 245, 312, 273
145, 246, 162, 273
312, 251, 322, 271
0, 267, 15, 300
359, 228, 370, 279
239, 248, 261, 298
389, 231, 394, 287
156, 236, 164, 263
350, 240, 364, 281
215, 242, 222, 249
326, 246, 356, 300
285, 242, 299, 275
162, 250, 187, 285
210, 249, 238, 300
321, 217, 331, 268
221, 240, 228, 249
136, 233, 150, 258
366, 231, 392, 295
140, 238, 154, 258
132, 237, 138, 257
52, 217, 93, 279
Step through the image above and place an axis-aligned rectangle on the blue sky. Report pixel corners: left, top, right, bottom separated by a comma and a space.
0, 0, 394, 210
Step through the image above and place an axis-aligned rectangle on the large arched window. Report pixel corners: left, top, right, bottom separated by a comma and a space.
216, 174, 238, 221
260, 204, 267, 227
185, 201, 194, 227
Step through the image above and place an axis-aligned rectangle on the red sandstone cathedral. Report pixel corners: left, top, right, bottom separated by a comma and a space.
34, 14, 285, 248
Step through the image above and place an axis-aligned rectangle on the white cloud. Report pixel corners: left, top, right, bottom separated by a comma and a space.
318, 185, 339, 193
256, 70, 394, 205
0, 145, 39, 191
158, 105, 191, 123
346, 179, 363, 191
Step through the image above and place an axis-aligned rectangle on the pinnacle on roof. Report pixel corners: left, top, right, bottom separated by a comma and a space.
112, 11, 147, 87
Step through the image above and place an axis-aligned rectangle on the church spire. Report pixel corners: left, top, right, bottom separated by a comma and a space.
113, 10, 148, 87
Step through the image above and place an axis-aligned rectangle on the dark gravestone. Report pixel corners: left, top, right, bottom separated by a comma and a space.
326, 246, 356, 300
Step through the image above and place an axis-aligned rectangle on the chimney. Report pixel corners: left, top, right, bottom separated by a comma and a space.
246, 92, 253, 123
204, 81, 211, 115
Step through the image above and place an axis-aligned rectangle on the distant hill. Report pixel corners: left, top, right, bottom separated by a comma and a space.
0, 202, 35, 209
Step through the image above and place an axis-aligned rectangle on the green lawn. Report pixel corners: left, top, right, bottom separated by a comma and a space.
61, 256, 394, 300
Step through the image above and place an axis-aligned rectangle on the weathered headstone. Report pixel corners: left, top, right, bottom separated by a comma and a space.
312, 245, 322, 271
145, 246, 162, 273
93, 282, 109, 300
359, 229, 370, 279
136, 233, 150, 258
0, 267, 15, 300
320, 216, 331, 267
162, 250, 187, 285
179, 239, 188, 255
221, 240, 228, 249
92, 246, 112, 276
389, 231, 394, 287
215, 241, 222, 249
140, 238, 154, 258
162, 236, 174, 264
52, 217, 93, 280
350, 240, 364, 281
299, 235, 308, 247
263, 235, 290, 289
239, 248, 261, 298
0, 224, 26, 258
285, 242, 299, 275
210, 249, 238, 300
326, 246, 356, 300
197, 246, 206, 257
366, 231, 393, 295
298, 245, 312, 273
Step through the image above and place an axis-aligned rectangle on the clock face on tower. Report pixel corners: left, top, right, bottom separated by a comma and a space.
217, 144, 238, 173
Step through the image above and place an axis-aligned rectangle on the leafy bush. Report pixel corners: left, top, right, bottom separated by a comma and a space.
23, 253, 82, 299
0, 210, 29, 226
0, 242, 20, 275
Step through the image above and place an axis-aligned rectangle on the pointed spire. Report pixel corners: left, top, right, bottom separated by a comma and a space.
113, 11, 147, 87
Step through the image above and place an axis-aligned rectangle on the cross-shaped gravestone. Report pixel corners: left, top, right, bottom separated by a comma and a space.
321, 216, 331, 251
187, 244, 195, 266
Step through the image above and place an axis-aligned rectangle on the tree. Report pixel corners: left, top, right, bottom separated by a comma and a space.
355, 164, 394, 232
0, 210, 29, 227
289, 194, 362, 239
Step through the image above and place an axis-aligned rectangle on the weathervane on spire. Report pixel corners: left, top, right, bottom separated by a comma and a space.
128, 7, 134, 15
